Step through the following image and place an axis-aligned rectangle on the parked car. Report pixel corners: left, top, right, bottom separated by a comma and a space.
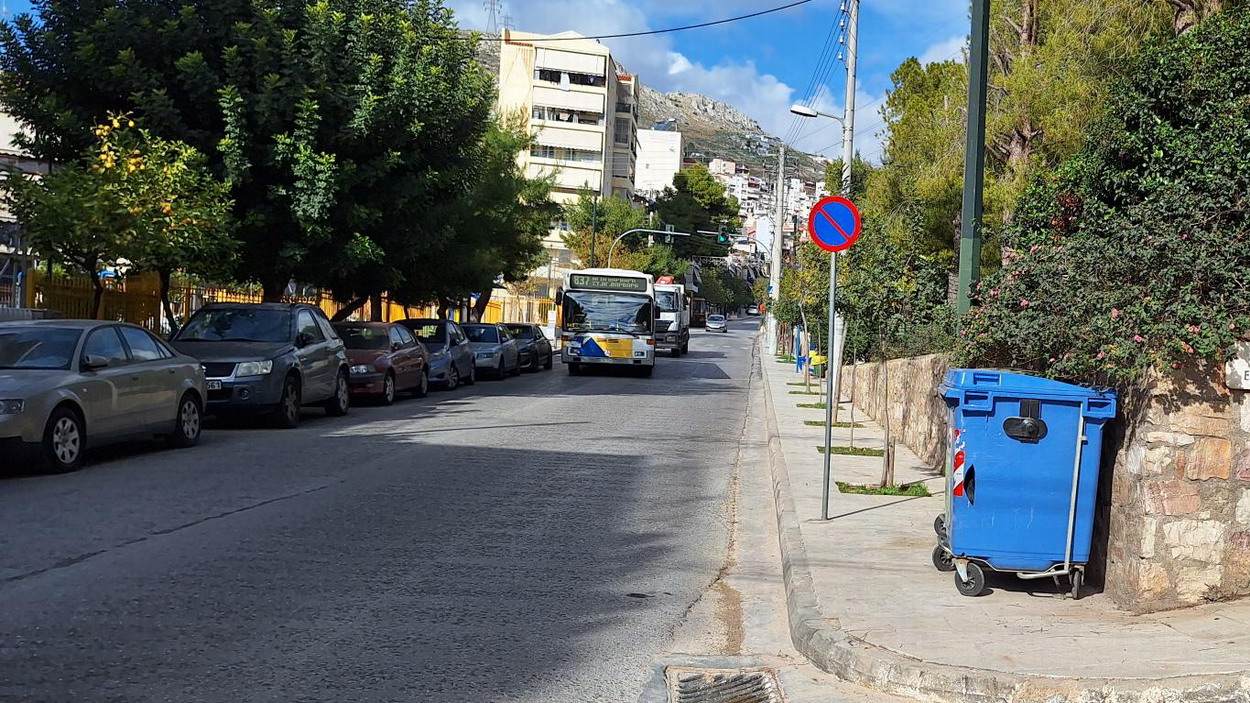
398, 319, 476, 390
333, 322, 429, 404
504, 323, 554, 372
461, 323, 521, 379
0, 320, 205, 473
170, 303, 350, 428
706, 314, 728, 332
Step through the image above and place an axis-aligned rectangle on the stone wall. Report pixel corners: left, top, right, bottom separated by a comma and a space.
1104, 362, 1250, 612
838, 355, 949, 469
840, 355, 1250, 613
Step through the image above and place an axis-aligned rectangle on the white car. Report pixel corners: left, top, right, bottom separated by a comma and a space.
706, 315, 728, 333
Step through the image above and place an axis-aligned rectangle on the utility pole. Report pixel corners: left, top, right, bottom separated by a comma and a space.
818, 0, 859, 521
767, 145, 786, 356
957, 0, 991, 316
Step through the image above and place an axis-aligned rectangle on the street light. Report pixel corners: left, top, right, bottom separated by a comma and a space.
788, 103, 844, 124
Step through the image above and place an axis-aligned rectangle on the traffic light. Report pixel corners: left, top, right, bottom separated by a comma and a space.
716, 225, 731, 244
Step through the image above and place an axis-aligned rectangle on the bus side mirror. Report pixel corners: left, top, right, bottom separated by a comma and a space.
554, 290, 564, 305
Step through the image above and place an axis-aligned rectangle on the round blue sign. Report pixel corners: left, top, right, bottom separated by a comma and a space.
807, 196, 862, 253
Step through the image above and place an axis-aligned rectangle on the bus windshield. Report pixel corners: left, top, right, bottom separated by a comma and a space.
563, 292, 654, 335
656, 291, 680, 313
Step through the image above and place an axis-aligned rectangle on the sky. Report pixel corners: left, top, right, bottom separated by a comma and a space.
0, 0, 970, 161
446, 0, 971, 161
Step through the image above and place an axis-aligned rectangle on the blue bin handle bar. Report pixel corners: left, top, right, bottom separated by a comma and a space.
1016, 412, 1086, 581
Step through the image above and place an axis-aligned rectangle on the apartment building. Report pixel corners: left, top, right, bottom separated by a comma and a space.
496, 29, 640, 277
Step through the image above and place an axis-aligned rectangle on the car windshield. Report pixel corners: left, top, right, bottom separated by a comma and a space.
505, 325, 533, 339
563, 292, 654, 334
337, 326, 389, 350
407, 322, 446, 345
177, 308, 291, 343
656, 291, 680, 313
464, 326, 500, 344
0, 327, 82, 370
708, 315, 726, 323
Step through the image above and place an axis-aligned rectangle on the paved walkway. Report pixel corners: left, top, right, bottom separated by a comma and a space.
762, 355, 1250, 701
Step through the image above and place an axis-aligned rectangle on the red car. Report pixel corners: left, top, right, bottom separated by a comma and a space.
333, 322, 429, 405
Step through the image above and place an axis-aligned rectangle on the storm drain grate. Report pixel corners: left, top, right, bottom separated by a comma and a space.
666, 667, 784, 703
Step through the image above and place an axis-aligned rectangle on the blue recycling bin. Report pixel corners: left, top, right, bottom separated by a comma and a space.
932, 369, 1116, 598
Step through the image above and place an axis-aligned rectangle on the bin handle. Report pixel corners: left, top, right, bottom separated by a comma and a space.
964, 465, 976, 505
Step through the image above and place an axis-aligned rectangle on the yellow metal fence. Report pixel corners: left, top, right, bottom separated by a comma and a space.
25, 271, 553, 331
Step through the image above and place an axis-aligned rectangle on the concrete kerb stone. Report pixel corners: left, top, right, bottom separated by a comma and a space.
759, 355, 1250, 703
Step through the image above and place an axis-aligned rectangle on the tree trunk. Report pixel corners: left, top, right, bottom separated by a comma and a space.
330, 296, 368, 322
1168, 0, 1222, 35
90, 275, 105, 320
472, 287, 494, 323
369, 293, 384, 322
159, 269, 180, 337
262, 278, 286, 303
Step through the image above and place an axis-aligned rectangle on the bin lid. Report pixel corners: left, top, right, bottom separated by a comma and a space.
942, 369, 1115, 401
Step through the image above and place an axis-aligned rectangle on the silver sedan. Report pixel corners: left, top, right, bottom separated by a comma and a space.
0, 320, 206, 473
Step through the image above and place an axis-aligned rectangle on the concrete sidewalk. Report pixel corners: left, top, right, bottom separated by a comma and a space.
761, 355, 1250, 702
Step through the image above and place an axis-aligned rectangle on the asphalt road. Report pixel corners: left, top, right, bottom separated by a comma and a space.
0, 319, 761, 703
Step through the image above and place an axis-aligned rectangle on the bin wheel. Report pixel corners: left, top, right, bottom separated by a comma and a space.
934, 514, 947, 538
955, 562, 987, 597
932, 545, 956, 572
1071, 569, 1084, 600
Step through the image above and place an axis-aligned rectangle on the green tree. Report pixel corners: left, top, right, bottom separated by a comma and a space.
0, 0, 492, 301
563, 191, 647, 268
959, 6, 1250, 383
5, 116, 233, 321
654, 165, 739, 257
398, 119, 557, 321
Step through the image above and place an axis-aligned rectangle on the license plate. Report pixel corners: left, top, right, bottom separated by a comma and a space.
206, 380, 222, 390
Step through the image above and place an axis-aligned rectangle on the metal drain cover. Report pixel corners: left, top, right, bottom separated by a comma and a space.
666, 667, 783, 703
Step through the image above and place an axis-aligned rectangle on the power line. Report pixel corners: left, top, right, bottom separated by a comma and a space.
472, 0, 814, 41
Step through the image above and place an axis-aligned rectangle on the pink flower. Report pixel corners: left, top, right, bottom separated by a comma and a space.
989, 289, 999, 297
1133, 335, 1145, 344
1231, 323, 1238, 331
1020, 300, 1030, 308
1111, 308, 1120, 320
1097, 351, 1106, 360
1187, 324, 1200, 334
1181, 233, 1190, 240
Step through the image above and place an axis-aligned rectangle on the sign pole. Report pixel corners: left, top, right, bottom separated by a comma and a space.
822, 252, 838, 520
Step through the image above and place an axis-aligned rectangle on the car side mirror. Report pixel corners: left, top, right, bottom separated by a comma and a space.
82, 354, 110, 371
392, 342, 403, 351
296, 331, 315, 347
554, 290, 564, 305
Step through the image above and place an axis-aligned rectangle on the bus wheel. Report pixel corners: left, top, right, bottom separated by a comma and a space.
567, 362, 581, 376
639, 365, 655, 378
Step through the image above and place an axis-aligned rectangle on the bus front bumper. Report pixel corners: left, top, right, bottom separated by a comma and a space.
562, 352, 654, 366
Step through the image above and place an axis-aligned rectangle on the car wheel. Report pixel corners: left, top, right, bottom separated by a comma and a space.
168, 392, 202, 448
324, 369, 350, 416
463, 361, 477, 386
445, 365, 460, 391
543, 352, 554, 371
511, 357, 522, 376
415, 369, 429, 398
495, 359, 505, 380
380, 372, 396, 406
526, 352, 539, 372
272, 376, 302, 429
38, 406, 85, 474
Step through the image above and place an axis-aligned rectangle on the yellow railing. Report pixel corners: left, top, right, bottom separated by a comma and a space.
25, 270, 552, 330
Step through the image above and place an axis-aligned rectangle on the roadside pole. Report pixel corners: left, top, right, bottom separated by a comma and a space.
831, 0, 859, 426
767, 146, 786, 356
957, 0, 991, 315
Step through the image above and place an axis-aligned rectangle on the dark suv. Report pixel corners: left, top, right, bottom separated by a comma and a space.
171, 303, 350, 427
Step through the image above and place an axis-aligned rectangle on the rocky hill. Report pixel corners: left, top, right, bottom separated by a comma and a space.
638, 85, 825, 183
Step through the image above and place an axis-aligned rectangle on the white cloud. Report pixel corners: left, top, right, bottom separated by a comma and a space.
919, 35, 967, 65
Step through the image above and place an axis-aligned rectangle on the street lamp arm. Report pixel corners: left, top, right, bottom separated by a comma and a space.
606, 228, 693, 267
790, 103, 845, 125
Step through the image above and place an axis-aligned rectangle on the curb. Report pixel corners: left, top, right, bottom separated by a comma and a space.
759, 361, 1250, 703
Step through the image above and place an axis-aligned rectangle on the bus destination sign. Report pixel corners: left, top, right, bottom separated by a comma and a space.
570, 274, 648, 293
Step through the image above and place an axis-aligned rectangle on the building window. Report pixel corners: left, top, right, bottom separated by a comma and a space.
613, 118, 631, 145
531, 105, 604, 126
530, 146, 603, 163
534, 68, 604, 87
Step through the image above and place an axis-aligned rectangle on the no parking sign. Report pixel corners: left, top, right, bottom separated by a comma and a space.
807, 196, 862, 253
